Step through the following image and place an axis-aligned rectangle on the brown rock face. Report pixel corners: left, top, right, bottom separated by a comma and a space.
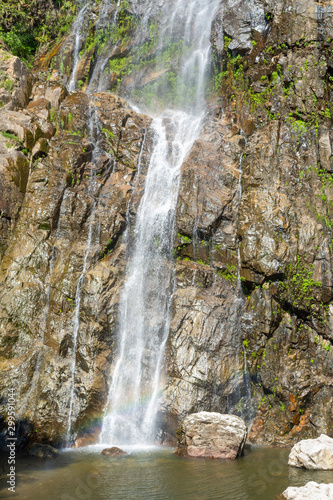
176, 412, 247, 459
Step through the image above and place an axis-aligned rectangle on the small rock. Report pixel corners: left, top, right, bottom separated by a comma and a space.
282, 481, 333, 499
288, 434, 333, 470
101, 447, 127, 457
176, 412, 247, 459
28, 443, 59, 458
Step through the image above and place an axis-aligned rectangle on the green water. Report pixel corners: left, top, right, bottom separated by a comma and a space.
1, 445, 333, 499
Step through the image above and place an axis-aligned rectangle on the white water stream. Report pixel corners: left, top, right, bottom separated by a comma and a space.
67, 1, 89, 91
100, 0, 220, 445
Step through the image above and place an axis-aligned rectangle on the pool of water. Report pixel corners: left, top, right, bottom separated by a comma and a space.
1, 444, 333, 499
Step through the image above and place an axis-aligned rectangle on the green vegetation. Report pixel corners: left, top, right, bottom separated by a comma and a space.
218, 264, 238, 282
278, 255, 321, 309
0, 72, 15, 93
1, 130, 20, 142
109, 57, 128, 78
0, 0, 77, 64
177, 233, 192, 244
101, 127, 115, 156
213, 36, 281, 115
214, 34, 333, 141
110, 1, 136, 44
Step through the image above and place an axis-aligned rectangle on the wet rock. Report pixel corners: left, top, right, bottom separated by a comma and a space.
27, 98, 50, 120
0, 110, 35, 150
28, 443, 59, 458
101, 447, 127, 457
176, 412, 247, 459
164, 279, 247, 424
288, 434, 333, 470
31, 138, 50, 159
281, 481, 333, 500
319, 129, 333, 172
74, 435, 97, 448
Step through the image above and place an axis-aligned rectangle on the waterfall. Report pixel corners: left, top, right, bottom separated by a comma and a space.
67, 1, 89, 91
100, 0, 220, 445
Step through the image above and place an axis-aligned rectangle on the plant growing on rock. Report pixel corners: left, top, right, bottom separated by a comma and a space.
278, 255, 322, 311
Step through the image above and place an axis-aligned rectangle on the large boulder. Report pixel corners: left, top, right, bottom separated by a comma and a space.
282, 481, 333, 500
176, 412, 247, 459
288, 434, 333, 470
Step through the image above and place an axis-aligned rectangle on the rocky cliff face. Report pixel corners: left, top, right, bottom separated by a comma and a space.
0, 0, 333, 448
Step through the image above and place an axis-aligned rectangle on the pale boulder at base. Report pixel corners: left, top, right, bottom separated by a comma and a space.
282, 481, 333, 499
288, 434, 333, 470
176, 412, 247, 459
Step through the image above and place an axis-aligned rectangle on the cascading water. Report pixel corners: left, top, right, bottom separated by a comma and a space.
100, 0, 220, 445
67, 1, 89, 91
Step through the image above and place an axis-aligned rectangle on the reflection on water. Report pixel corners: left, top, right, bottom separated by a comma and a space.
1, 446, 333, 500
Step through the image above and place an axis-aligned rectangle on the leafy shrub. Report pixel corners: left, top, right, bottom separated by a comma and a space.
0, 0, 76, 64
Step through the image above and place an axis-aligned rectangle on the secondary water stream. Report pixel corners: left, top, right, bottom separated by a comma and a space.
67, 1, 90, 91
67, 103, 101, 440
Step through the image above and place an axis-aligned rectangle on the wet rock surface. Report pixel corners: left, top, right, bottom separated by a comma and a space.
176, 412, 247, 459
288, 434, 333, 470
